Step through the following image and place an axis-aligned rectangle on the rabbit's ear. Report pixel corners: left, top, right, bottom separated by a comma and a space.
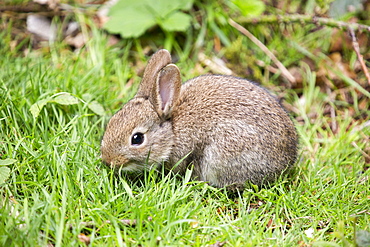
137, 49, 172, 99
155, 64, 181, 118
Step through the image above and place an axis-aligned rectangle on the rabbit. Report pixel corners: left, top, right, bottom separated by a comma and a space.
101, 49, 298, 190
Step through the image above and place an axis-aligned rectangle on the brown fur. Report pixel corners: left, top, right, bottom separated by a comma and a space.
101, 49, 298, 189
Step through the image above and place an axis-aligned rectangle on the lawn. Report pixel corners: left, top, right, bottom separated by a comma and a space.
0, 1, 369, 246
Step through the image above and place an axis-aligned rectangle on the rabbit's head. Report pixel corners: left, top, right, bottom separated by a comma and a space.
101, 50, 181, 171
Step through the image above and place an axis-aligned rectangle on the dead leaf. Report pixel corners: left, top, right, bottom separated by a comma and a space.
96, 0, 119, 27
190, 220, 200, 228
266, 217, 274, 228
65, 32, 87, 48
78, 233, 90, 245
304, 228, 314, 238
330, 29, 352, 53
27, 14, 56, 41
198, 53, 233, 75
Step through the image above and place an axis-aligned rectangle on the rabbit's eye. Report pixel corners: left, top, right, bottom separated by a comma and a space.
131, 132, 144, 146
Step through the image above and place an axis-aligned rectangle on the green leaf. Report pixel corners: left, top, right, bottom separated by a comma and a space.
53, 93, 80, 105
231, 0, 265, 17
0, 166, 10, 184
179, 0, 194, 11
105, 0, 156, 38
82, 93, 105, 116
152, 0, 194, 18
82, 93, 93, 102
160, 12, 192, 32
104, 0, 194, 38
0, 159, 17, 166
88, 101, 105, 116
30, 98, 51, 118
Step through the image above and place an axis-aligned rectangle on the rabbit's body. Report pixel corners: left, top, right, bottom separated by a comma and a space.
168, 75, 297, 187
101, 50, 298, 189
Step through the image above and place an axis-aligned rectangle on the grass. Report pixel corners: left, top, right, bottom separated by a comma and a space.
1, 12, 370, 247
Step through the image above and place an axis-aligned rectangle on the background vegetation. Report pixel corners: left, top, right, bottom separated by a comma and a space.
0, 0, 369, 246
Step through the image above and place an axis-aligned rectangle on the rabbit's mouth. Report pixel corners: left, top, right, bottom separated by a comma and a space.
102, 158, 140, 171
105, 159, 159, 173
116, 161, 144, 172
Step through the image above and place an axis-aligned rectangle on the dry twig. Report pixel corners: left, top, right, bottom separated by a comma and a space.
351, 141, 370, 161
349, 28, 370, 86
229, 18, 296, 84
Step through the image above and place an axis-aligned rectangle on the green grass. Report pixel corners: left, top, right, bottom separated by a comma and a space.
1, 18, 369, 247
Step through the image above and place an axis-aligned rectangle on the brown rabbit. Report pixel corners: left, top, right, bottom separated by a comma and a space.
101, 49, 298, 189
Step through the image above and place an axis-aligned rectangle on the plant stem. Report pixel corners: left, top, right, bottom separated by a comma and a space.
235, 14, 370, 33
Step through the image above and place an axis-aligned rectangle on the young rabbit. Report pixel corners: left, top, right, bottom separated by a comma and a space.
101, 49, 298, 189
